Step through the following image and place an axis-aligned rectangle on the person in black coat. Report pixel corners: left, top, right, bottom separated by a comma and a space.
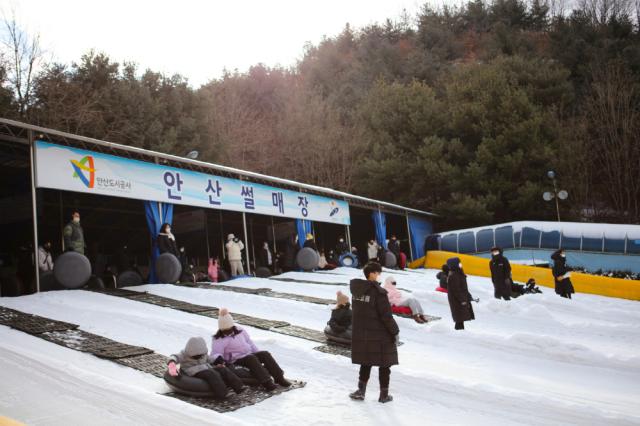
551, 249, 575, 299
388, 235, 401, 257
349, 262, 399, 404
336, 236, 349, 255
258, 242, 274, 270
436, 264, 449, 289
282, 235, 298, 272
324, 291, 353, 342
303, 233, 317, 251
489, 247, 512, 301
157, 223, 179, 257
446, 257, 475, 330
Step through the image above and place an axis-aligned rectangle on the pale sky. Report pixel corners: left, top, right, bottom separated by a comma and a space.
3, 0, 430, 87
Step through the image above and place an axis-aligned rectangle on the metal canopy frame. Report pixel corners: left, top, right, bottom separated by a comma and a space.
0, 118, 435, 218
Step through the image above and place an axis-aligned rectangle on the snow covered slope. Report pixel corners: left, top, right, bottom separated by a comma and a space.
1, 268, 639, 425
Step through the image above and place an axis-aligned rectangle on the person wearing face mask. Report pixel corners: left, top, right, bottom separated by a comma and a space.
551, 249, 575, 299
489, 246, 512, 301
157, 223, 179, 257
349, 262, 399, 403
226, 234, 245, 277
38, 241, 54, 272
63, 211, 86, 254
446, 257, 475, 330
367, 239, 380, 262
336, 236, 349, 255
258, 242, 273, 270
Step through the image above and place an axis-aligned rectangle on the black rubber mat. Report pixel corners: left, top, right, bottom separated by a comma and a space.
40, 329, 153, 359
268, 277, 348, 286
113, 352, 170, 378
270, 325, 327, 343
313, 344, 351, 357
164, 380, 306, 413
123, 293, 214, 313
0, 307, 78, 335
88, 288, 148, 298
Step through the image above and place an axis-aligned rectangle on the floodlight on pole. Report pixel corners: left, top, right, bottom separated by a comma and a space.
543, 170, 568, 222
186, 150, 199, 160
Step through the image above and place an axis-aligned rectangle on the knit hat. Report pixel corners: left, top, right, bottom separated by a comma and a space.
306, 233, 313, 240
218, 308, 234, 330
336, 291, 349, 306
227, 234, 235, 241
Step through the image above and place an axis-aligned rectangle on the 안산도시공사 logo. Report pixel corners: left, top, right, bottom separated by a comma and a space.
70, 155, 96, 188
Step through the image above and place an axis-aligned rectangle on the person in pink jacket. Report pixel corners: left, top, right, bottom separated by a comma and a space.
208, 257, 219, 283
383, 276, 427, 323
210, 308, 291, 391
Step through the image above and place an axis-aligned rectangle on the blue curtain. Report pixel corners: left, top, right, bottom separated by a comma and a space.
296, 219, 313, 249
408, 215, 433, 260
144, 201, 174, 283
372, 211, 387, 249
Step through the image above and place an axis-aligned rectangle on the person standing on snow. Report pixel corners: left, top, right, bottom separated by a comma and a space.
489, 246, 512, 301
446, 257, 475, 330
551, 249, 575, 299
349, 262, 399, 403
157, 223, 179, 257
226, 234, 245, 277
388, 235, 401, 258
367, 238, 380, 262
63, 211, 86, 254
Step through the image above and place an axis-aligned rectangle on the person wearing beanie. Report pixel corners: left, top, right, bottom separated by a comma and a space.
446, 257, 475, 330
225, 234, 245, 276
551, 249, 574, 299
167, 336, 245, 399
489, 246, 512, 301
303, 233, 317, 251
324, 291, 352, 342
383, 276, 427, 323
349, 262, 399, 404
211, 308, 291, 391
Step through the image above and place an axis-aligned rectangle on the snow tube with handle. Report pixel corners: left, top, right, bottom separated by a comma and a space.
163, 366, 258, 397
255, 266, 272, 278
338, 253, 359, 268
296, 247, 320, 271
391, 305, 413, 315
53, 251, 92, 289
323, 325, 352, 346
117, 270, 143, 287
383, 251, 397, 268
435, 286, 448, 293
87, 275, 105, 289
156, 253, 182, 283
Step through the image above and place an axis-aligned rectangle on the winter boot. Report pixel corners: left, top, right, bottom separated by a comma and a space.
262, 380, 277, 391
275, 376, 292, 387
349, 380, 367, 401
378, 388, 393, 403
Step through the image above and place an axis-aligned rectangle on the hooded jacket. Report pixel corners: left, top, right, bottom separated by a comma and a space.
382, 279, 405, 306
489, 248, 512, 298
169, 337, 217, 376
446, 257, 475, 323
551, 250, 575, 295
350, 278, 399, 367
226, 239, 245, 261
63, 221, 85, 254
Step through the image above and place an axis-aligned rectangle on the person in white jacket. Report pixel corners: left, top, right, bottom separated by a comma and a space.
226, 234, 245, 276
38, 241, 54, 272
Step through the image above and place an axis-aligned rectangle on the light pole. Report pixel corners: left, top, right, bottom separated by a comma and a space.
543, 170, 568, 222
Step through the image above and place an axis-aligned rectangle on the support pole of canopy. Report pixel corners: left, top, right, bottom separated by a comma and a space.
346, 225, 352, 253
405, 212, 414, 261
29, 131, 40, 293
242, 212, 251, 275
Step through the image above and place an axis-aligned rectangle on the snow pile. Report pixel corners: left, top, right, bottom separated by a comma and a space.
1, 267, 639, 425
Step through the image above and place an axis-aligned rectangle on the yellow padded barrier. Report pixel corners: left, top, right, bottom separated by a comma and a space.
409, 251, 640, 301
0, 416, 26, 426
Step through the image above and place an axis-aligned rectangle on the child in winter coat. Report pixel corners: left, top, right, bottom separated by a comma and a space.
436, 264, 449, 290
383, 276, 428, 323
208, 257, 219, 283
211, 308, 291, 391
167, 336, 245, 399
551, 249, 575, 299
324, 291, 352, 341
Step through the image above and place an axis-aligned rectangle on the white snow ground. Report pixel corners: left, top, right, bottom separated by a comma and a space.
1, 267, 639, 426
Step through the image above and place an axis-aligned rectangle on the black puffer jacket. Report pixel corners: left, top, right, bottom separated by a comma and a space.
446, 258, 475, 323
551, 250, 575, 295
157, 233, 179, 256
350, 279, 399, 367
489, 249, 512, 299
328, 304, 352, 333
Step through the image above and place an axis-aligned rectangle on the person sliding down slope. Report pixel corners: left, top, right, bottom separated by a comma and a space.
383, 276, 428, 323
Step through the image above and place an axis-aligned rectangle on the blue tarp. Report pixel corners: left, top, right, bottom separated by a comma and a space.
372, 211, 387, 250
144, 201, 174, 284
296, 219, 313, 249
408, 215, 433, 260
